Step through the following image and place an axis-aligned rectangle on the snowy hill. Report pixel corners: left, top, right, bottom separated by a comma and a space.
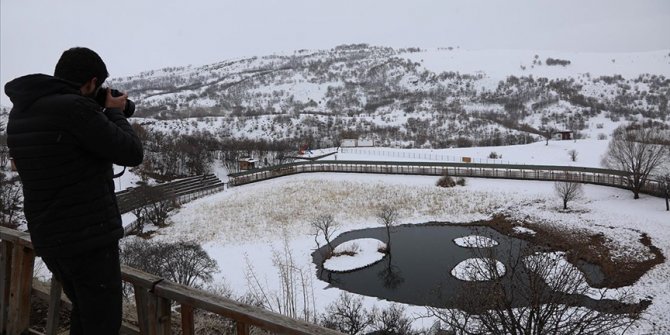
99, 45, 670, 148
3, 45, 669, 149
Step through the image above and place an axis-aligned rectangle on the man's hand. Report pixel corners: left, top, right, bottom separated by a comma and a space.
104, 88, 128, 110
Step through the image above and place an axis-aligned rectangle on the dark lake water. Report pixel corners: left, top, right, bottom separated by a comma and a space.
312, 223, 632, 313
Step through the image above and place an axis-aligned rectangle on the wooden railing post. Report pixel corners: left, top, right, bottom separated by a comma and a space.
180, 304, 194, 335
45, 277, 63, 335
236, 321, 250, 335
134, 283, 172, 335
7, 240, 35, 335
0, 240, 12, 334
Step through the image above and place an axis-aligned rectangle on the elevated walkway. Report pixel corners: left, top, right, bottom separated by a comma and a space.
227, 160, 665, 197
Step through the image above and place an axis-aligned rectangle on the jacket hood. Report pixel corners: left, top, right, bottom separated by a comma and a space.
4, 74, 81, 109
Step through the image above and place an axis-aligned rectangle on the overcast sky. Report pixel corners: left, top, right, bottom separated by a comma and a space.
2, 0, 669, 105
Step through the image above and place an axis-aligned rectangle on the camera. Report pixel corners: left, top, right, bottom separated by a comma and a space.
95, 88, 135, 118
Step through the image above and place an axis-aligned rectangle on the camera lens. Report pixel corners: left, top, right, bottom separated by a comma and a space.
96, 88, 135, 117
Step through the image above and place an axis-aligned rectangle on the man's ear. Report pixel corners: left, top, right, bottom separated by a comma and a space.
80, 77, 98, 96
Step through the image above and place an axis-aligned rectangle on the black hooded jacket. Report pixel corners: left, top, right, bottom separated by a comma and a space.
5, 74, 143, 257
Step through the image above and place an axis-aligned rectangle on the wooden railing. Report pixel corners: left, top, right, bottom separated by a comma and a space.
0, 227, 344, 335
116, 174, 227, 214
228, 160, 666, 197
3, 161, 664, 333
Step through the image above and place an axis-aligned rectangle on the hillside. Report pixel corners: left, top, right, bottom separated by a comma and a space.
101, 44, 670, 148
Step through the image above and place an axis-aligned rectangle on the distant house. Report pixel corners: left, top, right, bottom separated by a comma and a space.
357, 139, 374, 147
340, 138, 375, 147
553, 131, 574, 141
341, 139, 357, 148
238, 158, 257, 171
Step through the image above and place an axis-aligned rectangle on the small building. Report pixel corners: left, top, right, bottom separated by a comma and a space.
553, 131, 574, 141
340, 138, 375, 147
238, 158, 257, 171
341, 139, 357, 148
357, 139, 374, 147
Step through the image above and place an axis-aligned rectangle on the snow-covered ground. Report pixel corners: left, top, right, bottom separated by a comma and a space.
137, 139, 670, 334
337, 138, 609, 167
403, 49, 670, 84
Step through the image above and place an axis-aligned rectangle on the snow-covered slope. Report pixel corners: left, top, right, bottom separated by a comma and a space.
93, 45, 670, 148
3, 46, 668, 149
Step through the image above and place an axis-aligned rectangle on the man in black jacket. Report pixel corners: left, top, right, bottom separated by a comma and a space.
5, 47, 143, 334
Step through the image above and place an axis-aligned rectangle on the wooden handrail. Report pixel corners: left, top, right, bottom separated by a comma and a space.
116, 174, 227, 214
0, 226, 344, 335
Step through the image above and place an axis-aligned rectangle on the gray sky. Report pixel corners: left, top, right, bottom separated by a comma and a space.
2, 0, 669, 105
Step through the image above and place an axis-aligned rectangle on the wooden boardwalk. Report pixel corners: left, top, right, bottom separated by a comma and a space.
228, 160, 665, 197
116, 174, 226, 214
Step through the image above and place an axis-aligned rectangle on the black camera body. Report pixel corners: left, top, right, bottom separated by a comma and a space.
95, 88, 135, 118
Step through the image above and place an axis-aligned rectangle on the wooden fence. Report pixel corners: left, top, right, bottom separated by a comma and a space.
228, 160, 665, 197
0, 227, 344, 335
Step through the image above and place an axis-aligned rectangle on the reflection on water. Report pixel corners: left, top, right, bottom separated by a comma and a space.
312, 223, 635, 313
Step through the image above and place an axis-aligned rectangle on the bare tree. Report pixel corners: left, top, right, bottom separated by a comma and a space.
121, 239, 218, 288
0, 145, 8, 168
320, 293, 374, 335
134, 185, 180, 228
244, 234, 317, 323
602, 124, 669, 199
0, 171, 22, 228
554, 179, 583, 210
311, 214, 339, 253
568, 149, 578, 162
428, 245, 642, 335
377, 205, 399, 253
661, 172, 670, 211
540, 126, 554, 146
370, 304, 416, 335
128, 206, 147, 235
162, 242, 219, 287
143, 197, 179, 227
0, 119, 7, 169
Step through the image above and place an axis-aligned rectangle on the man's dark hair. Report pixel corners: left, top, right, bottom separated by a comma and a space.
54, 47, 109, 88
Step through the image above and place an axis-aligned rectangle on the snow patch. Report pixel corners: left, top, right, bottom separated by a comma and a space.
453, 235, 499, 248
512, 226, 537, 236
323, 238, 386, 272
451, 258, 506, 281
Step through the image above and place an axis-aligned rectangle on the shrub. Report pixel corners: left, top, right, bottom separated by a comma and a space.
437, 174, 456, 188
456, 177, 466, 186
546, 57, 571, 66
568, 149, 578, 162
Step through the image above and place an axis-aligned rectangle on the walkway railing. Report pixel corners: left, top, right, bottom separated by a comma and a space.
228, 160, 665, 197
116, 174, 227, 214
0, 227, 344, 335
